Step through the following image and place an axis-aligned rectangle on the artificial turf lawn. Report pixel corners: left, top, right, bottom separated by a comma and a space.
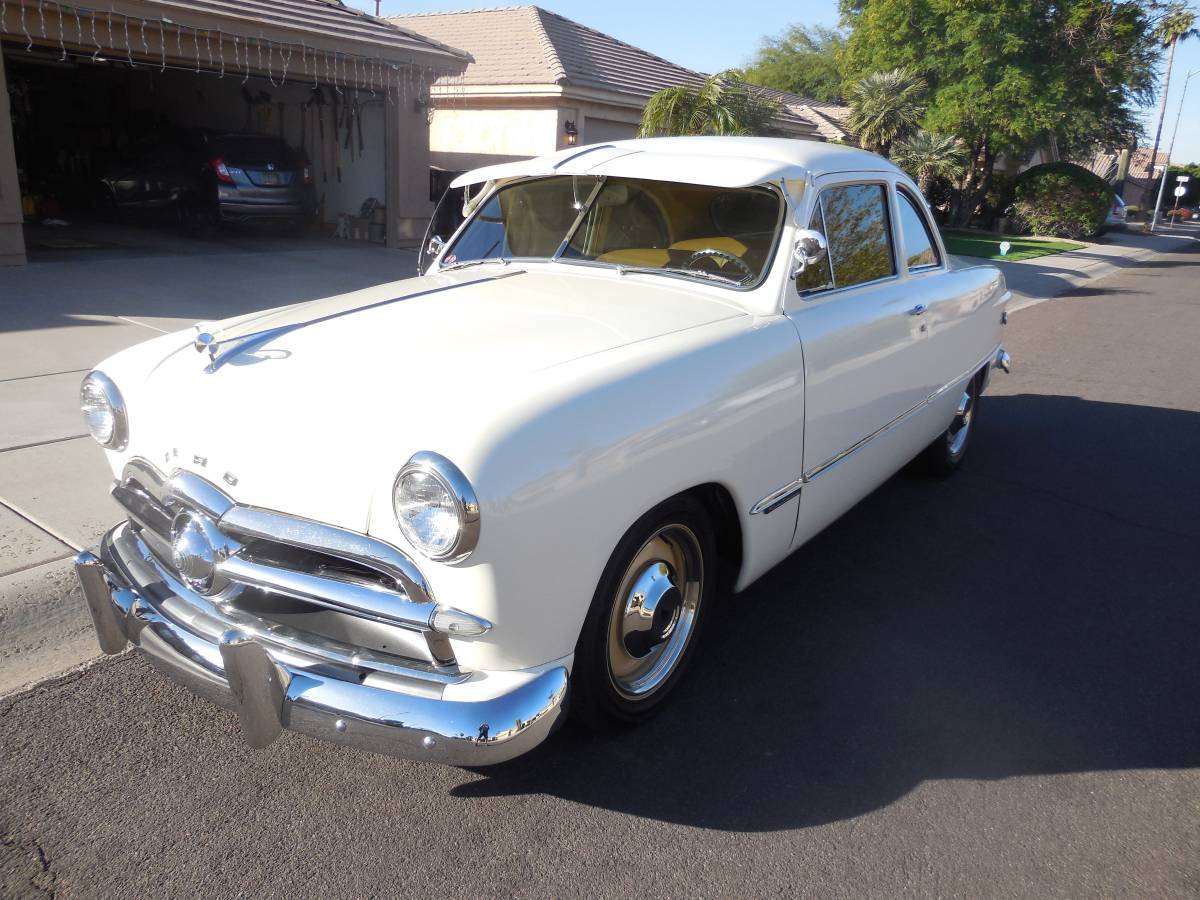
940, 230, 1085, 261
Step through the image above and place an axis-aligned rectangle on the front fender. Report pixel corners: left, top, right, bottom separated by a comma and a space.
367, 314, 807, 672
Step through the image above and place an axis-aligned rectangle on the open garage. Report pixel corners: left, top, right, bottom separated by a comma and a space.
0, 0, 467, 266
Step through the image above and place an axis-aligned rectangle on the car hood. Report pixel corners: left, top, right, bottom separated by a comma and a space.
125, 266, 746, 530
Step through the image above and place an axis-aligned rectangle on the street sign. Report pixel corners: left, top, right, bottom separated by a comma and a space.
1174, 186, 1187, 197
1178, 175, 1191, 183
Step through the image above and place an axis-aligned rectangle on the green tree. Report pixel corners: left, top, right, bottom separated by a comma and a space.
1147, 4, 1199, 184
845, 68, 926, 157
892, 130, 966, 194
841, 0, 1158, 226
742, 24, 847, 102
638, 71, 780, 138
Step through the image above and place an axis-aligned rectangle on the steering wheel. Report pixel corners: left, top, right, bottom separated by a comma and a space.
683, 248, 754, 281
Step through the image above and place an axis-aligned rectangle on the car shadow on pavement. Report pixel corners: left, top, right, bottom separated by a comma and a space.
455, 393, 1200, 831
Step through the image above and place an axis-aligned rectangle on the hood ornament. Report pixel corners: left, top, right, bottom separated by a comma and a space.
193, 327, 218, 363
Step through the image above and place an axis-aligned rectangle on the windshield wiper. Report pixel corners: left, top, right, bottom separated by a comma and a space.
615, 264, 747, 286
439, 257, 512, 272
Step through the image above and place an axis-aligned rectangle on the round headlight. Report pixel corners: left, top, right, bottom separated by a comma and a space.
80, 371, 128, 450
393, 452, 480, 562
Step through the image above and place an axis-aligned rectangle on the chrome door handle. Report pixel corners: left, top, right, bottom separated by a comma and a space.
908, 304, 928, 316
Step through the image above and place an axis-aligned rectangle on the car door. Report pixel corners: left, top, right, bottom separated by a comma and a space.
894, 185, 1000, 398
785, 176, 932, 547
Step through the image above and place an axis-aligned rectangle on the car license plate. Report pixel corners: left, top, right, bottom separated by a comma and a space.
260, 172, 282, 185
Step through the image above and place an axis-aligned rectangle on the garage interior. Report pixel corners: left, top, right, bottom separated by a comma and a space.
0, 0, 468, 265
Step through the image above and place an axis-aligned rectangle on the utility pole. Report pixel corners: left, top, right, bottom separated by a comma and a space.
1151, 68, 1198, 231
374, 1, 381, 15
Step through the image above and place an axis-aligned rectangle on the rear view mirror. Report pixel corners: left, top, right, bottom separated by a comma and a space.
792, 229, 828, 278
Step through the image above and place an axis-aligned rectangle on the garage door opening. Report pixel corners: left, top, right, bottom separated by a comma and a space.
8, 46, 391, 250
0, 1, 468, 265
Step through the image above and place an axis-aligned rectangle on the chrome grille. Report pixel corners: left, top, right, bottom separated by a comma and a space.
111, 458, 466, 667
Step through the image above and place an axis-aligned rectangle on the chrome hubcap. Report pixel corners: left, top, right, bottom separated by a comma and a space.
607, 524, 703, 699
947, 385, 975, 457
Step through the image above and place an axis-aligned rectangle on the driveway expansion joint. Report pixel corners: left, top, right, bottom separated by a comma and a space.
0, 497, 82, 553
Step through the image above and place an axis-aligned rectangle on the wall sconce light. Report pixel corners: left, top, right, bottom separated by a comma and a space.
564, 120, 578, 146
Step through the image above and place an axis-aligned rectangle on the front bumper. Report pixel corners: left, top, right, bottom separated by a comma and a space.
76, 523, 568, 766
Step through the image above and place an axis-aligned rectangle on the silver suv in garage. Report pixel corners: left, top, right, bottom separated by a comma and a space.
189, 133, 316, 228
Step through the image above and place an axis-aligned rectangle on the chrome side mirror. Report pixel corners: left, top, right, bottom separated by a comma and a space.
792, 229, 828, 278
425, 234, 445, 259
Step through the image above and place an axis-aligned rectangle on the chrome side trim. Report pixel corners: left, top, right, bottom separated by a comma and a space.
749, 477, 806, 516
750, 346, 999, 514
218, 505, 434, 606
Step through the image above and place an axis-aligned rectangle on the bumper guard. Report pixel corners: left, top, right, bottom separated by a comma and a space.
75, 526, 568, 766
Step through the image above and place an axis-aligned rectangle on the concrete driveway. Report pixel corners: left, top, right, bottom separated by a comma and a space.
0, 224, 417, 690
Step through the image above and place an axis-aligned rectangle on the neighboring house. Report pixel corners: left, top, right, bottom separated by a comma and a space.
746, 86, 854, 144
1082, 147, 1169, 208
389, 5, 825, 184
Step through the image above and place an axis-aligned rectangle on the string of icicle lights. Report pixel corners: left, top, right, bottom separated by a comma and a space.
0, 0, 466, 104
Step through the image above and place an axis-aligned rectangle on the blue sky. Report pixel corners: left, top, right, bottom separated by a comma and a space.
363, 0, 1200, 165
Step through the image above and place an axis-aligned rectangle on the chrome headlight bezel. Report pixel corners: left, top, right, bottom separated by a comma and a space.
79, 370, 129, 450
392, 451, 481, 563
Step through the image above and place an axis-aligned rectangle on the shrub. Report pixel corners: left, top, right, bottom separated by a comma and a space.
1166, 206, 1192, 219
980, 171, 1017, 226
1010, 162, 1112, 239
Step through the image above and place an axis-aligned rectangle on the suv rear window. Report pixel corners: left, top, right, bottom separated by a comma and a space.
216, 137, 297, 167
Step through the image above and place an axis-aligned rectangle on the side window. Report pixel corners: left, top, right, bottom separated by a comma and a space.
821, 184, 895, 287
795, 183, 896, 295
897, 190, 941, 269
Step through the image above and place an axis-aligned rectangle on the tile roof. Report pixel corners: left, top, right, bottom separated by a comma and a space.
388, 6, 701, 98
389, 6, 820, 135
1080, 147, 1169, 182
744, 85, 853, 142
147, 0, 467, 62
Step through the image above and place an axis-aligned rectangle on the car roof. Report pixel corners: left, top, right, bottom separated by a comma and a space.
451, 136, 899, 190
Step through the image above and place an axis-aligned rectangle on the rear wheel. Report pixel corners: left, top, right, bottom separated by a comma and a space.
919, 373, 980, 475
571, 497, 716, 729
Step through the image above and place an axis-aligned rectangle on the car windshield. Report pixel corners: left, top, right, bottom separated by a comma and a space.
441, 175, 783, 287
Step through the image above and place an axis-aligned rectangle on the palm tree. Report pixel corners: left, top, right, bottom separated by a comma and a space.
892, 130, 965, 194
1148, 4, 1199, 181
638, 71, 780, 138
845, 68, 927, 157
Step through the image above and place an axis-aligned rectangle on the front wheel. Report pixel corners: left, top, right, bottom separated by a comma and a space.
570, 497, 716, 729
919, 373, 980, 475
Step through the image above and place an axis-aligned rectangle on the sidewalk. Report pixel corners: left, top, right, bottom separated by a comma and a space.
0, 227, 418, 695
950, 223, 1199, 311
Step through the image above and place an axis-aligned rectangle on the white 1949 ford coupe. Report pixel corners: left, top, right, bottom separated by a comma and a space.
75, 137, 1010, 765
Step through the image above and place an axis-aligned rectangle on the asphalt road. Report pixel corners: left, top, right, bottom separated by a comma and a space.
2, 247, 1198, 899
